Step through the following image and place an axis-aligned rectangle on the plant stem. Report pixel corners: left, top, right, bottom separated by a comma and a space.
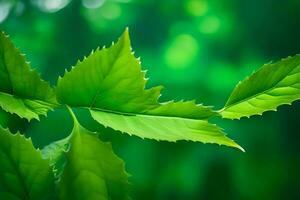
66, 106, 78, 124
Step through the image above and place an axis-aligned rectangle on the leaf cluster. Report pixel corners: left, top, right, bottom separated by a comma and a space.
0, 29, 299, 199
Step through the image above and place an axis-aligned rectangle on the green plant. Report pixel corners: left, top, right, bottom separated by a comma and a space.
0, 28, 299, 199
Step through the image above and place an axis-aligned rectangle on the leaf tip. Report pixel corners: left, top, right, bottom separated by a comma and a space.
119, 27, 131, 46
124, 26, 129, 34
236, 144, 245, 152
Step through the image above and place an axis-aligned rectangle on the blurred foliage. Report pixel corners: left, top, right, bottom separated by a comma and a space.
1, 0, 300, 199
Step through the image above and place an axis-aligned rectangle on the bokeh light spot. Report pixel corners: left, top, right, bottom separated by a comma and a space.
198, 16, 220, 34
101, 2, 122, 20
186, 0, 208, 17
31, 0, 71, 13
114, 0, 131, 2
82, 0, 105, 9
0, 1, 12, 24
164, 34, 199, 69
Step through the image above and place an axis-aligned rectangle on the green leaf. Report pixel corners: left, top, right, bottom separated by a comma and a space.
0, 31, 57, 120
56, 29, 214, 120
57, 29, 242, 150
91, 110, 243, 151
221, 55, 300, 119
0, 126, 55, 200
59, 109, 130, 200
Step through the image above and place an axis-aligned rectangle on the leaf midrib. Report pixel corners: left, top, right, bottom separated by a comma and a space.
88, 106, 214, 121
89, 42, 125, 109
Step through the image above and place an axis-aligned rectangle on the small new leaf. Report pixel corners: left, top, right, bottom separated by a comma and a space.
0, 31, 57, 120
58, 109, 130, 200
222, 55, 300, 119
57, 29, 242, 150
0, 126, 55, 200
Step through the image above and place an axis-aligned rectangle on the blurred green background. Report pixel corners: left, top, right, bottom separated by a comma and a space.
1, 0, 300, 199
